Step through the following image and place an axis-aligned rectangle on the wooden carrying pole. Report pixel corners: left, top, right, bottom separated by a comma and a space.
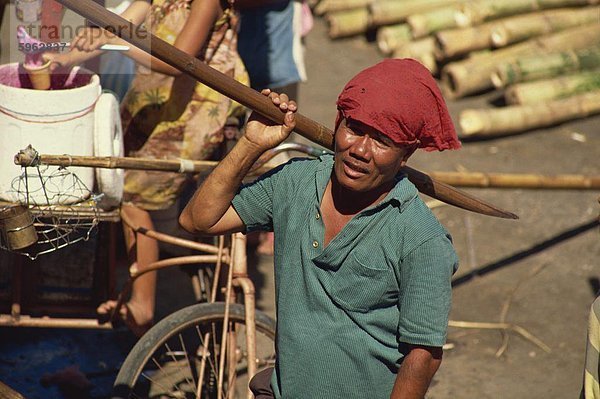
52, 0, 517, 220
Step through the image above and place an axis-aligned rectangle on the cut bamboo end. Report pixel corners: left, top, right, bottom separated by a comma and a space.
326, 8, 370, 39
376, 24, 412, 55
406, 15, 429, 39
454, 9, 471, 27
440, 63, 468, 99
459, 109, 487, 135
434, 25, 494, 61
491, 68, 508, 89
490, 26, 508, 47
407, 6, 461, 39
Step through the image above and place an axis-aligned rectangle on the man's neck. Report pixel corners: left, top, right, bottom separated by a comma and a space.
329, 174, 394, 216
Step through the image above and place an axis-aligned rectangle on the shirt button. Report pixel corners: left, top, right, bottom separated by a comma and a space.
312, 240, 319, 248
316, 213, 320, 220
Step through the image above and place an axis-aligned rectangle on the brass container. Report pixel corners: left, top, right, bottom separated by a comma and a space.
0, 206, 38, 250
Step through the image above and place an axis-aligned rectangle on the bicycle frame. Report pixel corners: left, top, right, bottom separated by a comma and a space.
2, 142, 326, 398
118, 209, 259, 399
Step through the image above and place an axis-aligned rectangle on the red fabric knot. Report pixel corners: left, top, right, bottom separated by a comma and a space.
336, 58, 461, 152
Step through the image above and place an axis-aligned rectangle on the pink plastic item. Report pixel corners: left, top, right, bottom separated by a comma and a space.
0, 63, 91, 91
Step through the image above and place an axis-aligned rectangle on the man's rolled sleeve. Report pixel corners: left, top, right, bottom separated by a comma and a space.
397, 234, 459, 348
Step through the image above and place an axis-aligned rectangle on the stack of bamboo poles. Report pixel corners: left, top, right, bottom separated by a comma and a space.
312, 0, 600, 136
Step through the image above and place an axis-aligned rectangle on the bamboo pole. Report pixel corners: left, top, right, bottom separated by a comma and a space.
51, 0, 519, 219
369, 0, 458, 27
505, 70, 600, 105
490, 6, 600, 47
314, 0, 373, 16
492, 46, 600, 88
428, 171, 600, 189
406, 4, 463, 39
13, 148, 275, 177
456, 0, 599, 27
392, 37, 438, 74
440, 23, 600, 98
376, 24, 411, 55
326, 8, 370, 39
434, 23, 495, 60
459, 90, 600, 136
15, 153, 600, 190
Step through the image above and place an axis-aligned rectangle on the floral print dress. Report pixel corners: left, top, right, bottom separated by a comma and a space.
120, 0, 248, 210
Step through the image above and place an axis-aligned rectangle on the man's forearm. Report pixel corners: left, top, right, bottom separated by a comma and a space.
179, 136, 264, 233
390, 346, 442, 399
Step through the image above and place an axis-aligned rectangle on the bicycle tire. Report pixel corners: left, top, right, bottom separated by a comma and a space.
113, 302, 276, 399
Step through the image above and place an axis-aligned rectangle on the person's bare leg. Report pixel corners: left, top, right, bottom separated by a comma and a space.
97, 204, 157, 336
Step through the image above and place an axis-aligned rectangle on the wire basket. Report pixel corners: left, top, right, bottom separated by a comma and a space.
0, 150, 100, 260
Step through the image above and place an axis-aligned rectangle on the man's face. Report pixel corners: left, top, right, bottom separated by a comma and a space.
333, 118, 414, 192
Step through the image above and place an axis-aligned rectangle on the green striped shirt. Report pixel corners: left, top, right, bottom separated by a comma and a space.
232, 155, 458, 398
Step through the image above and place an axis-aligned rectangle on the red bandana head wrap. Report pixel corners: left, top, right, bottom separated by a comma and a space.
336, 58, 461, 152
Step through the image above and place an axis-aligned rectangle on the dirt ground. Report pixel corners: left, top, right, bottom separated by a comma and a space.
297, 18, 600, 399
0, 6, 599, 399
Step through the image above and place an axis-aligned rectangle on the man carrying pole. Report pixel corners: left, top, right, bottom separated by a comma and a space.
180, 58, 461, 398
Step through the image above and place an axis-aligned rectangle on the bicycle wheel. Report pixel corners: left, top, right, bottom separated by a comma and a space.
113, 302, 276, 399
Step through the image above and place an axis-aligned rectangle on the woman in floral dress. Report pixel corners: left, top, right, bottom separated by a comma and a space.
45, 0, 248, 336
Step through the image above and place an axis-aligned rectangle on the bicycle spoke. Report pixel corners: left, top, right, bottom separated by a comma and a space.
139, 366, 175, 398
226, 328, 238, 399
195, 331, 211, 399
165, 341, 197, 394
177, 335, 199, 395
151, 355, 187, 396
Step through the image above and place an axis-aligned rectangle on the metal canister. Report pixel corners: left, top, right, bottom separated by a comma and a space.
15, 0, 42, 23
0, 206, 38, 251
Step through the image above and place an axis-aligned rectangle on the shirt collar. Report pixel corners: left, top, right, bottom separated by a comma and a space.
314, 154, 418, 213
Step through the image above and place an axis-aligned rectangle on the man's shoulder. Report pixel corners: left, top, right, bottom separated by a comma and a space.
398, 195, 453, 253
276, 154, 331, 176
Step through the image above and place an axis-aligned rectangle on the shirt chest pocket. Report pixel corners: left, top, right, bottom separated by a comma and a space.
318, 255, 395, 313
